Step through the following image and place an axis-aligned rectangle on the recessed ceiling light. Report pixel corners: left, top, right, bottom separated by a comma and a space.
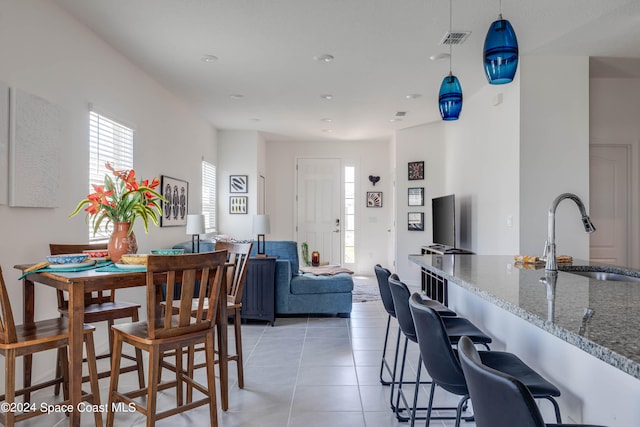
405, 94, 422, 99
229, 94, 244, 99
321, 118, 333, 123
321, 129, 333, 133
390, 118, 403, 123
201, 54, 218, 63
430, 52, 451, 61
250, 118, 261, 122
320, 94, 333, 100
313, 54, 335, 63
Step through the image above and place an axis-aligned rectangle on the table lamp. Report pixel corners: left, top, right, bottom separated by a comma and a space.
252, 214, 271, 256
186, 213, 205, 253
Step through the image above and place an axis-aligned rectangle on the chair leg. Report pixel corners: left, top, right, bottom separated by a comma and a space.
54, 347, 64, 396
410, 356, 422, 427
204, 331, 219, 427
388, 326, 402, 411
425, 381, 436, 426
545, 396, 562, 423
233, 308, 244, 389
5, 349, 16, 426
455, 396, 469, 427
379, 315, 392, 385
175, 346, 183, 407
131, 310, 146, 389
106, 332, 124, 427
393, 336, 410, 421
84, 332, 104, 427
146, 347, 160, 427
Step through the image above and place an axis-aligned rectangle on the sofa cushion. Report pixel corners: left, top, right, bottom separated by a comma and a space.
290, 273, 354, 295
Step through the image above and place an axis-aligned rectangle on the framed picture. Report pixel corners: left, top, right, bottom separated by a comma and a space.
408, 161, 425, 180
408, 187, 424, 206
367, 191, 383, 208
160, 176, 188, 227
408, 212, 424, 231
229, 196, 248, 214
230, 175, 248, 193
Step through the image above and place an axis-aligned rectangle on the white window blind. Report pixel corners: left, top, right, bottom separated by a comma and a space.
88, 110, 134, 242
202, 160, 217, 233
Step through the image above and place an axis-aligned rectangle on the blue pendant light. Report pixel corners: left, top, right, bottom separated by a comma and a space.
483, 1, 519, 84
439, 74, 463, 120
439, 0, 462, 120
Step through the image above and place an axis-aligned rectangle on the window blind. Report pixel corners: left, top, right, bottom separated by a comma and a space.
202, 160, 217, 233
88, 110, 134, 242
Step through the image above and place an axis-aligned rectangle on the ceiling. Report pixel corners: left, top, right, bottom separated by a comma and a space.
54, 0, 640, 141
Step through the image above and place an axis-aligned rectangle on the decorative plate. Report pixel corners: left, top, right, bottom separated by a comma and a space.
47, 259, 96, 269
46, 254, 89, 264
150, 249, 185, 255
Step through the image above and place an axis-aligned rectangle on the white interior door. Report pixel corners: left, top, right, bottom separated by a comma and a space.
589, 144, 630, 266
296, 158, 342, 265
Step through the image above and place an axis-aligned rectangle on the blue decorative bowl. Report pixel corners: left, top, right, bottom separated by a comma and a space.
150, 249, 185, 255
46, 254, 90, 264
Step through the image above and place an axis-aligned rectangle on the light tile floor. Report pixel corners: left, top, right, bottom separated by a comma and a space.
19, 277, 475, 427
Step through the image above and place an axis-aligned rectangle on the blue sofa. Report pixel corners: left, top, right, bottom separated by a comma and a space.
172, 239, 353, 317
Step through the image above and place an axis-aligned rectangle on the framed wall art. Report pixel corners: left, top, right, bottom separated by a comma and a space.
408, 187, 424, 206
367, 191, 383, 208
229, 196, 248, 214
408, 161, 424, 180
408, 212, 424, 231
230, 175, 248, 193
160, 176, 189, 226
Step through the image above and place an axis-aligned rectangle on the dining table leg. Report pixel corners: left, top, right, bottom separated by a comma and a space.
68, 281, 85, 427
22, 278, 35, 402
216, 279, 228, 411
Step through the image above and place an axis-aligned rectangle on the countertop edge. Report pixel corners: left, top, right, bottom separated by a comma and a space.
409, 254, 640, 381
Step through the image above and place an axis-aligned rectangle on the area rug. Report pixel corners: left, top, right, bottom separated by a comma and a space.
352, 275, 381, 303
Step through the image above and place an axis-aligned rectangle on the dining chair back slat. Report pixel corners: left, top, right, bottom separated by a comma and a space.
146, 251, 227, 340
215, 242, 252, 304
0, 267, 17, 344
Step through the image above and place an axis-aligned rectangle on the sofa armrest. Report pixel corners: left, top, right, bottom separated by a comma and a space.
274, 259, 292, 312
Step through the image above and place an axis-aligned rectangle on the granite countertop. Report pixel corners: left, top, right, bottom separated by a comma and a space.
408, 254, 640, 380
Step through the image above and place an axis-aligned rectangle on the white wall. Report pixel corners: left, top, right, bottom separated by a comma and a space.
0, 1, 217, 383
520, 56, 591, 259
265, 138, 392, 275
590, 77, 640, 268
445, 75, 521, 255
217, 130, 261, 240
395, 122, 446, 286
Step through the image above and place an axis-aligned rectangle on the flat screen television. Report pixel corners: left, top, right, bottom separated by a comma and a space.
432, 194, 456, 248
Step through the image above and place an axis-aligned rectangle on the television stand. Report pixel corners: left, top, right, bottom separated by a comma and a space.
421, 245, 474, 255
420, 245, 474, 305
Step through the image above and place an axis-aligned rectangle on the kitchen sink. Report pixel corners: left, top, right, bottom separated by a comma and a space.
563, 270, 640, 283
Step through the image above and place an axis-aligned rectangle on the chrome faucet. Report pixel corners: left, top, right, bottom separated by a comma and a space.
543, 193, 596, 272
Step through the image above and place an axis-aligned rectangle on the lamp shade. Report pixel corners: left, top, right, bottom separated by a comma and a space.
252, 214, 271, 235
483, 18, 519, 84
185, 214, 205, 235
438, 74, 463, 121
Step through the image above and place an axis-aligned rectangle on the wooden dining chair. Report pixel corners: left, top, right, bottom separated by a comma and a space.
49, 243, 145, 390
106, 251, 227, 427
163, 242, 252, 391
0, 266, 103, 427
214, 241, 252, 388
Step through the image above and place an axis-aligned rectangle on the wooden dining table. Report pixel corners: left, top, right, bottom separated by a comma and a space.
14, 264, 230, 427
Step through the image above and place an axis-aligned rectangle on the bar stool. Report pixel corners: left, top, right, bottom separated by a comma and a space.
387, 274, 492, 424
458, 336, 606, 427
374, 265, 456, 387
410, 296, 563, 427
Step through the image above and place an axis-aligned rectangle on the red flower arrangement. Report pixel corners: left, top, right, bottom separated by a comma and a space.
70, 163, 166, 235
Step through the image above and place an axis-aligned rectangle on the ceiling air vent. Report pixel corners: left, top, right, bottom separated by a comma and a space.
395, 111, 407, 117
440, 31, 471, 46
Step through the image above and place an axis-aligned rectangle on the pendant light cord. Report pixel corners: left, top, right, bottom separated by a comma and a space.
499, 0, 503, 19
449, 0, 452, 75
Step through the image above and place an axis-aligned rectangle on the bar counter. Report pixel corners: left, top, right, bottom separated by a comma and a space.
409, 254, 640, 380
